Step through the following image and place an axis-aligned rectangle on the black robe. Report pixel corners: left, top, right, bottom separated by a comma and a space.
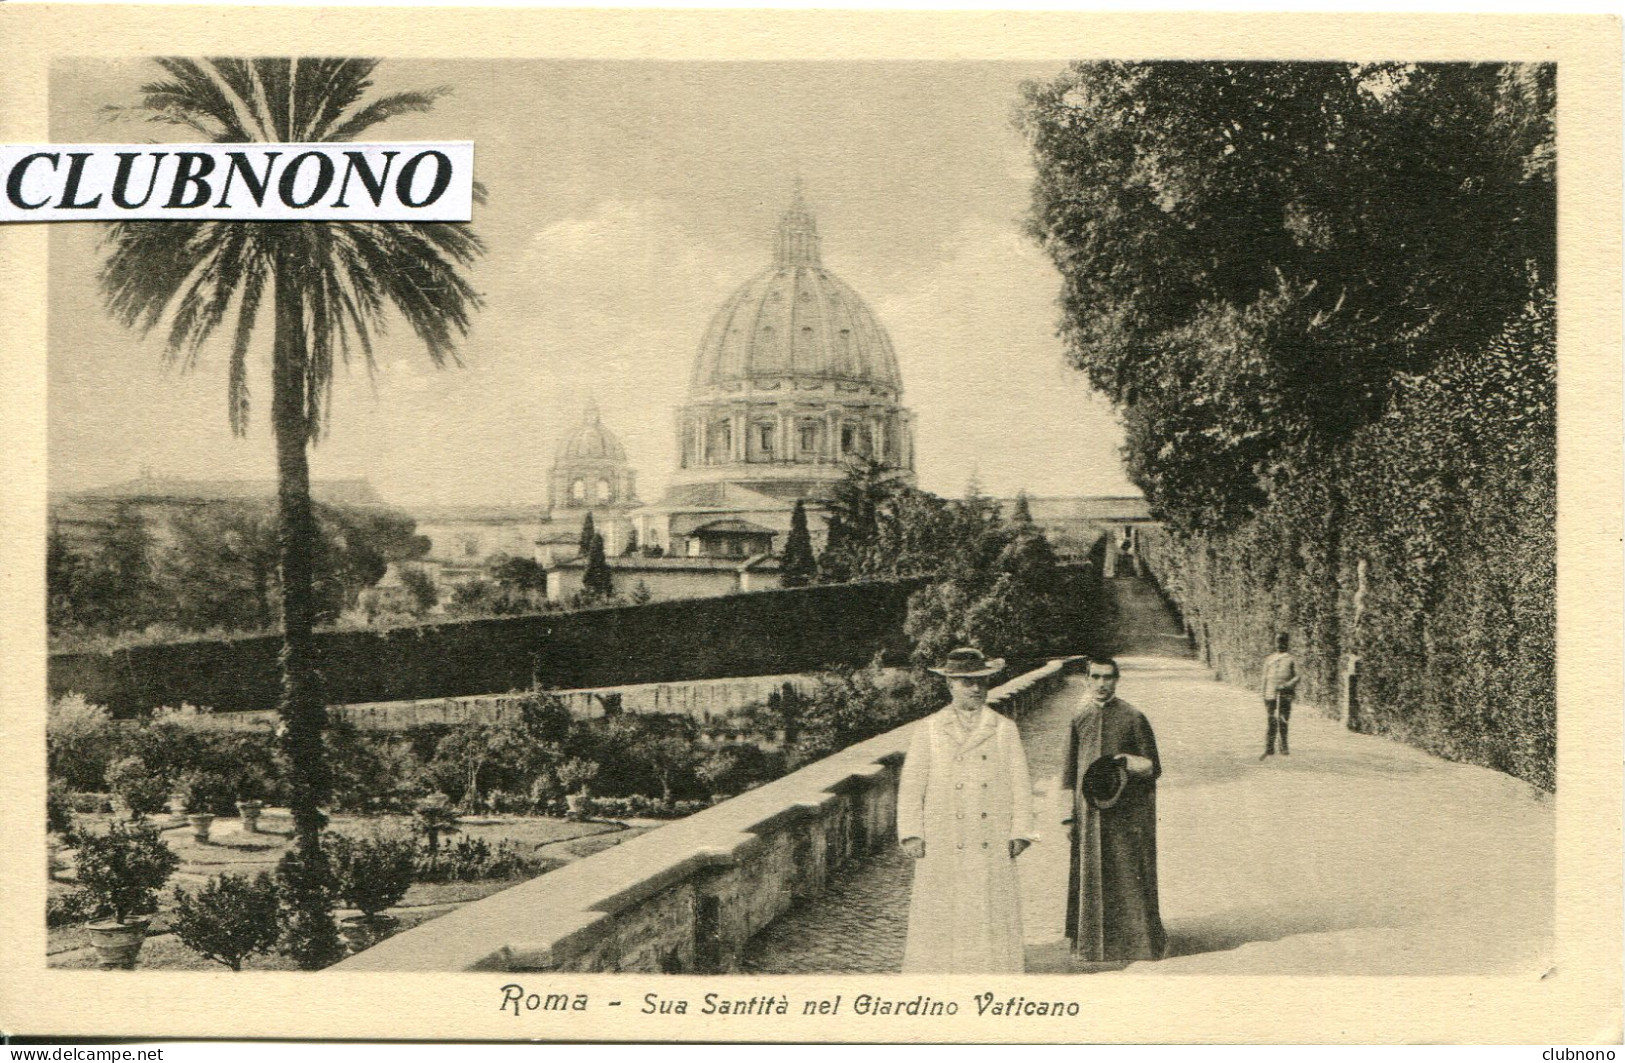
1063, 696, 1167, 962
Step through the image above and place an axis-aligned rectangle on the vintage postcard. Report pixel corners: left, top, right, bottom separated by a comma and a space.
0, 7, 1619, 1045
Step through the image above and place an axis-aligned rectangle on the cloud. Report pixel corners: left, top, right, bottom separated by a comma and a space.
876, 217, 1137, 499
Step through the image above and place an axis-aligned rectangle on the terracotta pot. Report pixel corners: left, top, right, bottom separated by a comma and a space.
87, 918, 151, 970
236, 801, 263, 833
187, 813, 215, 843
339, 914, 399, 954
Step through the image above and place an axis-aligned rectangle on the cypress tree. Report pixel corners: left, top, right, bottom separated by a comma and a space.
583, 532, 614, 599
818, 514, 850, 583
781, 500, 816, 587
578, 512, 597, 559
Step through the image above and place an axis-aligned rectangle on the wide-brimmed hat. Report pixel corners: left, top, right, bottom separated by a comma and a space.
928, 647, 1006, 679
1082, 755, 1129, 810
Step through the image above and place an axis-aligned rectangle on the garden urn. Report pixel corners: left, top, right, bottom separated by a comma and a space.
236, 801, 263, 833
187, 813, 215, 843
87, 918, 151, 970
166, 793, 189, 821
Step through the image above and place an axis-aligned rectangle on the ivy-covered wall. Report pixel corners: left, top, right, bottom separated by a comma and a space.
1140, 304, 1555, 792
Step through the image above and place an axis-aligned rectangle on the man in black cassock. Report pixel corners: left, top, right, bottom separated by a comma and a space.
1062, 656, 1167, 963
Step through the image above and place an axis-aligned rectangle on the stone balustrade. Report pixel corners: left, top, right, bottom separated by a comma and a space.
333, 656, 1078, 973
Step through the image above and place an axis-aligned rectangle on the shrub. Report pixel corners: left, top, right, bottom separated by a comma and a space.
327, 830, 417, 918
696, 744, 783, 797
68, 819, 180, 924
588, 795, 710, 821
47, 889, 99, 927
412, 793, 461, 850
104, 756, 169, 817
413, 836, 551, 883
234, 760, 274, 805
273, 847, 345, 970
47, 694, 115, 793
47, 780, 75, 836
170, 871, 281, 971
67, 792, 111, 814
328, 719, 423, 814
175, 769, 236, 815
485, 788, 543, 814
555, 758, 598, 796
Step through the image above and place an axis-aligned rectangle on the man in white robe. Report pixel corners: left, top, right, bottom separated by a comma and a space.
897, 647, 1036, 973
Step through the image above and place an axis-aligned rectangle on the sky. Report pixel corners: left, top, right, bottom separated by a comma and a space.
47, 58, 1139, 508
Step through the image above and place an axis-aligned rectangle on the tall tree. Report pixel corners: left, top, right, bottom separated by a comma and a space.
1019, 62, 1554, 532
582, 532, 614, 599
578, 512, 597, 559
817, 457, 906, 581
780, 500, 816, 587
99, 58, 484, 967
1011, 491, 1034, 527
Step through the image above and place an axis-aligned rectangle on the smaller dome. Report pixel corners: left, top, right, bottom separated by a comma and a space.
555, 400, 627, 463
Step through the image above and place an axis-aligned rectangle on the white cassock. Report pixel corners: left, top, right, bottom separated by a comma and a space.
896, 704, 1036, 973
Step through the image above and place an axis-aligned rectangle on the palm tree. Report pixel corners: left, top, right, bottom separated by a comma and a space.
99, 58, 484, 965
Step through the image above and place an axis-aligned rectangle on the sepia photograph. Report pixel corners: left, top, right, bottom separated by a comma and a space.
0, 7, 1618, 1046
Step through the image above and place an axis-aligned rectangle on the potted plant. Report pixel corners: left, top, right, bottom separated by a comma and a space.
185, 770, 236, 842
165, 787, 190, 822
105, 756, 166, 821
172, 771, 216, 843
556, 759, 599, 819
69, 819, 180, 968
327, 830, 418, 953
234, 765, 271, 833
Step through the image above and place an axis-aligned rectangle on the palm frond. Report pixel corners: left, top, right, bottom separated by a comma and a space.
228, 263, 268, 436
326, 89, 446, 142
305, 59, 379, 141
151, 58, 263, 142
101, 58, 485, 444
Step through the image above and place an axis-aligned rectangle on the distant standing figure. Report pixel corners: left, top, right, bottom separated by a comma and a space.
1063, 657, 1167, 963
1260, 633, 1300, 759
897, 647, 1036, 973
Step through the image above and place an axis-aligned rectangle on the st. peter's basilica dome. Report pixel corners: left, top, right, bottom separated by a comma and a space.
670, 184, 915, 504
689, 188, 903, 395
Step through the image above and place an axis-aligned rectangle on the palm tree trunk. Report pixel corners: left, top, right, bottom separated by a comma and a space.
271, 261, 342, 968
271, 272, 328, 852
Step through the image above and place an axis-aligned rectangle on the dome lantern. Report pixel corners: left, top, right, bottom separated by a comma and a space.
774, 178, 822, 268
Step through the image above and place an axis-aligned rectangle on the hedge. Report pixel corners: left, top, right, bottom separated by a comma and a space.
1138, 302, 1556, 791
50, 579, 927, 718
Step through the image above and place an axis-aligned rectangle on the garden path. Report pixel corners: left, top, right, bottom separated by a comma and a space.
744, 577, 1554, 976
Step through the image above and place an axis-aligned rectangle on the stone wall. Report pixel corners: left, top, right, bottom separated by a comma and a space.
163, 672, 830, 733
332, 658, 1074, 973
